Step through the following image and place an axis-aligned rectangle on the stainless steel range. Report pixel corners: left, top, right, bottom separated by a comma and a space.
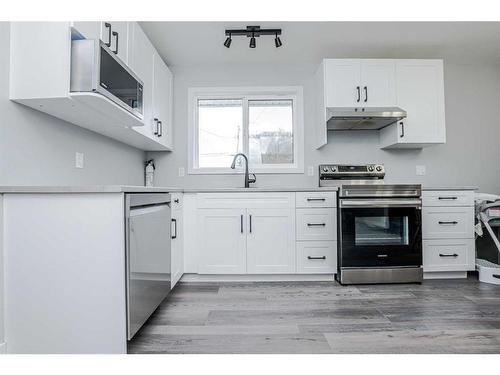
319, 164, 423, 285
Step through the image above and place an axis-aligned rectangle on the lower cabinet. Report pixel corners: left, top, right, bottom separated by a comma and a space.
197, 209, 247, 274
171, 193, 184, 288
297, 241, 337, 274
246, 208, 296, 274
423, 239, 475, 272
197, 207, 296, 274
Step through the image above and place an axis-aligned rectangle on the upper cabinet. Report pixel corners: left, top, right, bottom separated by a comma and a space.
315, 58, 446, 150
379, 60, 446, 149
324, 59, 396, 107
9, 22, 173, 151
72, 22, 129, 63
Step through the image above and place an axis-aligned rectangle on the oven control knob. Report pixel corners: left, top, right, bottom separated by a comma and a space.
331, 166, 337, 172
368, 166, 374, 172
376, 166, 383, 172
322, 167, 329, 172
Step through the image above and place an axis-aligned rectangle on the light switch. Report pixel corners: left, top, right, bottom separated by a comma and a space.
307, 166, 314, 176
416, 165, 426, 176
75, 152, 84, 169
178, 167, 185, 177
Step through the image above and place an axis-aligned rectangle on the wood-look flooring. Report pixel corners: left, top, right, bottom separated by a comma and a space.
127, 275, 500, 354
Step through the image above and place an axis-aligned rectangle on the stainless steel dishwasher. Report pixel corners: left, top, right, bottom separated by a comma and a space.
125, 193, 171, 340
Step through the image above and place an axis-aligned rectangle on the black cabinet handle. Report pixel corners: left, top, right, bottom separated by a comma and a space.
356, 86, 360, 102
158, 121, 163, 137
307, 256, 326, 260
307, 223, 326, 227
104, 22, 112, 47
153, 118, 159, 135
307, 198, 326, 202
171, 218, 177, 239
439, 221, 458, 225
112, 31, 119, 54
439, 253, 458, 258
493, 274, 500, 279
174, 199, 179, 203
399, 122, 405, 138
364, 86, 368, 102
249, 215, 252, 233
438, 197, 458, 200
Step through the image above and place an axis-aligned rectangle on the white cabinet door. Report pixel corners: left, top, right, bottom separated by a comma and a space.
360, 60, 396, 107
72, 22, 128, 63
153, 52, 174, 150
128, 23, 156, 140
246, 208, 295, 274
171, 194, 184, 288
379, 60, 446, 148
197, 209, 246, 274
324, 59, 361, 107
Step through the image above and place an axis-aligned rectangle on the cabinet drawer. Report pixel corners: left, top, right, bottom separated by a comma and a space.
423, 239, 475, 272
422, 190, 474, 207
296, 192, 337, 208
422, 206, 474, 239
296, 208, 336, 241
297, 241, 337, 274
197, 192, 295, 209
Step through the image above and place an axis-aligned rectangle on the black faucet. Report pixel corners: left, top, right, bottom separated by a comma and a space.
231, 153, 256, 188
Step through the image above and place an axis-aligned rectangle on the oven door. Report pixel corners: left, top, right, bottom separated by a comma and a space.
339, 199, 422, 268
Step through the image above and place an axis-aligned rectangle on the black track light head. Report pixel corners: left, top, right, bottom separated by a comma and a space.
223, 35, 232, 48
249, 32, 256, 48
275, 34, 282, 48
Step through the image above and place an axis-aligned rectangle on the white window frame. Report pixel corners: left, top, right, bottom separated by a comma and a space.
188, 86, 304, 175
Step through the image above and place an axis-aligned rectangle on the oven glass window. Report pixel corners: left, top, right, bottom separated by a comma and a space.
354, 216, 409, 246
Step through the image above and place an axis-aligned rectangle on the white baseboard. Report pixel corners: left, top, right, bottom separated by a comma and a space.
424, 271, 467, 279
179, 273, 336, 283
0, 343, 6, 354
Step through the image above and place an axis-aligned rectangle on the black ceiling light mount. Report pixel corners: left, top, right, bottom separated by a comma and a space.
223, 25, 282, 49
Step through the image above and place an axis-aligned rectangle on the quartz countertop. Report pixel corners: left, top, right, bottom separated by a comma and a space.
0, 185, 478, 194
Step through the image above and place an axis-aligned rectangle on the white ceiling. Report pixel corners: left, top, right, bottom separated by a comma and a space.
140, 22, 500, 67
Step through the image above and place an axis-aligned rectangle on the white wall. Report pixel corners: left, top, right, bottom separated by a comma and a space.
150, 61, 500, 194
0, 22, 146, 186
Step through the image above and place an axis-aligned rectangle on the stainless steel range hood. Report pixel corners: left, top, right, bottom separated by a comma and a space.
326, 107, 407, 131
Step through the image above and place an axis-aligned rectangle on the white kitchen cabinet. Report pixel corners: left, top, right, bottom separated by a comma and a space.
423, 239, 475, 272
72, 21, 129, 63
246, 208, 296, 274
152, 51, 174, 150
422, 206, 474, 240
379, 60, 446, 149
297, 241, 337, 274
171, 193, 184, 288
296, 208, 336, 241
324, 59, 361, 107
197, 209, 247, 274
323, 59, 396, 108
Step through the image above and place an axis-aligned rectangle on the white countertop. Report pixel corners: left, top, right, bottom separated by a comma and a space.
0, 185, 477, 194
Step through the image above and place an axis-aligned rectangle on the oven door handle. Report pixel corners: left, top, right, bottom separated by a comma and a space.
340, 199, 422, 208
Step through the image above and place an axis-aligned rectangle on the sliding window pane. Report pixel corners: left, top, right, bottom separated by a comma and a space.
198, 99, 243, 168
248, 100, 293, 165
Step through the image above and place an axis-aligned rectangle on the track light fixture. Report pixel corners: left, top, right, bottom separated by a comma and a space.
223, 26, 282, 49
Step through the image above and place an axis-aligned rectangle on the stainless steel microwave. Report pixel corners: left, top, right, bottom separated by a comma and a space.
70, 39, 143, 119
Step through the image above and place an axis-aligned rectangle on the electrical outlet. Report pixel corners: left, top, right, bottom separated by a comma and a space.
178, 167, 185, 177
75, 152, 84, 169
307, 166, 314, 176
416, 165, 426, 176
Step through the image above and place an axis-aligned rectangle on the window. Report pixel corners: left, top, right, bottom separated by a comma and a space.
188, 87, 304, 174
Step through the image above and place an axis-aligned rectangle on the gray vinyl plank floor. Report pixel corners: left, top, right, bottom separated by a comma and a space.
127, 275, 500, 354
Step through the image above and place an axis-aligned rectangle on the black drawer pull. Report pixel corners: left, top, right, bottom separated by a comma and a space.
439, 221, 458, 225
307, 223, 326, 227
438, 197, 458, 200
492, 274, 500, 279
307, 198, 326, 202
308, 256, 326, 260
439, 253, 458, 258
